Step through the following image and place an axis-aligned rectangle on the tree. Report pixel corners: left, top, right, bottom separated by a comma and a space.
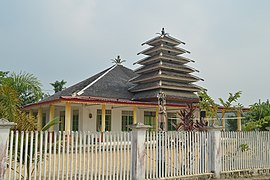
218, 91, 242, 110
1, 72, 43, 105
0, 85, 20, 122
218, 91, 243, 130
50, 80, 67, 93
0, 71, 43, 130
198, 90, 243, 130
198, 90, 219, 119
243, 100, 270, 131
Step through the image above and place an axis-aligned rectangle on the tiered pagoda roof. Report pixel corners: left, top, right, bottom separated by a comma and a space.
129, 28, 203, 103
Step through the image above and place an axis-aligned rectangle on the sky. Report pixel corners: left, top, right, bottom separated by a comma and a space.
1, 0, 270, 106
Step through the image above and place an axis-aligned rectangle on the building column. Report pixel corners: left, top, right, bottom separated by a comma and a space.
221, 109, 225, 130
101, 104, 106, 132
49, 104, 55, 131
133, 106, 137, 124
155, 107, 159, 131
65, 102, 71, 132
237, 110, 242, 131
37, 107, 42, 131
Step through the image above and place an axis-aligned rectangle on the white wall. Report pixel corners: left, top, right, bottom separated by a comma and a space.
81, 105, 98, 131
47, 104, 205, 132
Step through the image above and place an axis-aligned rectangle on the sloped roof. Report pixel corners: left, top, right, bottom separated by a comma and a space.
41, 65, 137, 103
132, 89, 200, 103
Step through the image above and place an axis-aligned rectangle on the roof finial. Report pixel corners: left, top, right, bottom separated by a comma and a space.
156, 28, 169, 36
111, 55, 126, 65
161, 28, 165, 35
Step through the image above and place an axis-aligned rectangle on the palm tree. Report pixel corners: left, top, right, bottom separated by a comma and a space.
0, 71, 43, 130
1, 72, 43, 105
50, 80, 67, 93
0, 85, 19, 121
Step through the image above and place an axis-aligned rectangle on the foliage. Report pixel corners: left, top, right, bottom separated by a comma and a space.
0, 71, 43, 131
0, 85, 19, 121
2, 72, 43, 105
50, 80, 67, 93
41, 117, 60, 131
239, 143, 250, 152
0, 71, 43, 106
218, 91, 243, 110
198, 90, 243, 129
172, 104, 208, 131
198, 90, 218, 119
243, 100, 270, 131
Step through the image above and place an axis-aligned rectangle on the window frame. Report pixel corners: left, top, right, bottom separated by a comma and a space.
96, 109, 112, 132
121, 110, 133, 131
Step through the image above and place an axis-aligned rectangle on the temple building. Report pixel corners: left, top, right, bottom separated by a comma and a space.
23, 29, 203, 132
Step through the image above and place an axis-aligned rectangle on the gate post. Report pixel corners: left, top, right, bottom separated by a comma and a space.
129, 123, 151, 180
0, 118, 16, 179
208, 126, 222, 179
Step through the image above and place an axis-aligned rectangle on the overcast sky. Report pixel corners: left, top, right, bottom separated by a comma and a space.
1, 0, 270, 106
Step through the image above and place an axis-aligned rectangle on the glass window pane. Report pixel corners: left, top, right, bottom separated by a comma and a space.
167, 112, 177, 131
72, 110, 79, 131
122, 111, 133, 131
96, 109, 111, 131
59, 111, 65, 131
144, 111, 156, 131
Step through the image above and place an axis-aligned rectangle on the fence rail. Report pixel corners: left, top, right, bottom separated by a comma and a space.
221, 131, 270, 172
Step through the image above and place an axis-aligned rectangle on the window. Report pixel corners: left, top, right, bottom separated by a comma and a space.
72, 110, 79, 131
167, 112, 177, 131
42, 113, 47, 128
122, 111, 133, 131
59, 111, 65, 131
144, 111, 156, 131
96, 109, 111, 131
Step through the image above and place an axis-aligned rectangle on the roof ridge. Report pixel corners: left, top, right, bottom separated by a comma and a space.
76, 65, 117, 96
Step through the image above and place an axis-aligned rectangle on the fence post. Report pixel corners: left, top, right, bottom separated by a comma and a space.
129, 123, 151, 180
208, 126, 222, 179
0, 118, 16, 179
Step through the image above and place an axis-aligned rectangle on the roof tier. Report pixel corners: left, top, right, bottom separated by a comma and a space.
134, 54, 194, 66
137, 44, 189, 56
132, 89, 200, 103
129, 80, 202, 93
142, 34, 184, 47
130, 68, 202, 84
134, 61, 198, 74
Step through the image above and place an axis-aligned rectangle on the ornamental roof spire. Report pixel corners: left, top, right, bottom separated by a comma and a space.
111, 55, 126, 65
158, 27, 168, 36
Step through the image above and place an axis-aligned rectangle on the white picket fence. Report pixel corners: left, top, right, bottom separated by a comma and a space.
5, 130, 270, 179
221, 131, 270, 172
145, 131, 211, 179
6, 131, 132, 180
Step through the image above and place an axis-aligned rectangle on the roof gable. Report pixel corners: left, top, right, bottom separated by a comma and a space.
41, 65, 137, 103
